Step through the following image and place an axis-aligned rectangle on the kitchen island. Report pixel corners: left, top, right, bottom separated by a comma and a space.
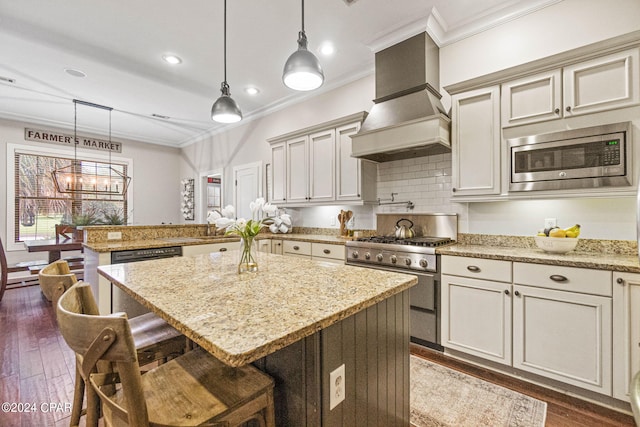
98, 250, 417, 426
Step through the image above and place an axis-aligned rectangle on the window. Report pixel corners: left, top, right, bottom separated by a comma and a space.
14, 151, 128, 242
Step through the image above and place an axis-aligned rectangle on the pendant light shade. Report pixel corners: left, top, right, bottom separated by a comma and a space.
211, 0, 242, 123
283, 0, 324, 91
211, 82, 242, 123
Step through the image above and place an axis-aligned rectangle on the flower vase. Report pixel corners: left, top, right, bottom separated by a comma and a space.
238, 236, 259, 274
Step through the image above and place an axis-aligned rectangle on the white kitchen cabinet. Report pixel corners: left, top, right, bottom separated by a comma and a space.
501, 69, 562, 127
311, 242, 344, 264
512, 263, 612, 395
270, 141, 286, 204
270, 239, 283, 255
286, 130, 335, 203
450, 86, 501, 197
441, 256, 512, 365
257, 239, 272, 253
501, 48, 639, 127
268, 112, 372, 206
283, 240, 312, 258
613, 271, 640, 402
563, 48, 639, 117
182, 241, 240, 257
335, 122, 377, 202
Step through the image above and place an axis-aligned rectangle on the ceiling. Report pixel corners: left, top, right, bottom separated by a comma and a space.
0, 0, 555, 148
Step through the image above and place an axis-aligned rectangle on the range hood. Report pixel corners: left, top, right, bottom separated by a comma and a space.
351, 32, 451, 163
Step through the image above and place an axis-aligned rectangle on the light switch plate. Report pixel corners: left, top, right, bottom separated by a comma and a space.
544, 218, 557, 229
329, 364, 345, 410
107, 231, 122, 240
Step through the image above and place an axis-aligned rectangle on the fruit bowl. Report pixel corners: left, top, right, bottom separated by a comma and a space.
534, 236, 579, 254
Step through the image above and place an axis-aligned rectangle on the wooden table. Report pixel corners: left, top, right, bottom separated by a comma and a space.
98, 251, 416, 426
23, 239, 83, 263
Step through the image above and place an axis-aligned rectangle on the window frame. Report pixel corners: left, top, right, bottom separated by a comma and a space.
6, 143, 134, 252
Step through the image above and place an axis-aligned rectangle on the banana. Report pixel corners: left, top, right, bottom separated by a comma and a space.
564, 224, 581, 238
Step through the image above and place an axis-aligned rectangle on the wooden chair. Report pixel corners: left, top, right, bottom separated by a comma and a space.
0, 237, 7, 302
51, 280, 188, 426
38, 259, 78, 309
57, 281, 276, 427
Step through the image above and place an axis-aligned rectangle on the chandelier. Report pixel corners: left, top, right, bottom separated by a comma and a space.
52, 99, 131, 196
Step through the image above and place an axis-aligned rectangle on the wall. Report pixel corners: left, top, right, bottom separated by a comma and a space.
1, 118, 181, 262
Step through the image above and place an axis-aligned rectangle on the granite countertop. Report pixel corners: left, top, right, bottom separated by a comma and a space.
97, 251, 416, 367
84, 233, 352, 253
438, 244, 640, 273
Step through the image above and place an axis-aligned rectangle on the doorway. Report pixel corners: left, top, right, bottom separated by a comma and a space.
200, 169, 223, 222
233, 162, 262, 220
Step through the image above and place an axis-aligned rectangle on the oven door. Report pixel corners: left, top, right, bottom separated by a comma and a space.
347, 261, 441, 348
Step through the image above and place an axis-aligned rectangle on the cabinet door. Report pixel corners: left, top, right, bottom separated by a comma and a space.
451, 86, 501, 197
257, 239, 271, 253
501, 69, 562, 127
441, 273, 512, 365
270, 142, 287, 204
271, 239, 283, 255
613, 272, 640, 402
563, 47, 640, 116
336, 122, 361, 201
513, 284, 612, 395
286, 136, 309, 203
182, 241, 240, 257
308, 129, 335, 202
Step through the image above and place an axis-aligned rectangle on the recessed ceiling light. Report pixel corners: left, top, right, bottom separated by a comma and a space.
151, 113, 170, 119
0, 76, 16, 84
245, 87, 260, 95
162, 54, 182, 65
319, 43, 335, 56
64, 68, 86, 78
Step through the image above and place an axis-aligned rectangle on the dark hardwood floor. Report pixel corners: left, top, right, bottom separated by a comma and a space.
0, 284, 636, 426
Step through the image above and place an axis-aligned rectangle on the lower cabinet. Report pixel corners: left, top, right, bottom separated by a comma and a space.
281, 240, 345, 263
181, 241, 240, 256
283, 240, 312, 258
441, 255, 614, 396
613, 271, 640, 402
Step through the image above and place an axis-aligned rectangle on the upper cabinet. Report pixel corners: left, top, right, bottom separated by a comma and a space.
451, 86, 501, 197
502, 48, 640, 127
268, 112, 376, 207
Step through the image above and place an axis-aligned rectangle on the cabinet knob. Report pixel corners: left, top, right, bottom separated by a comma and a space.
504, 289, 510, 295
219, 247, 227, 252
514, 290, 520, 296
566, 106, 572, 112
617, 277, 625, 285
323, 249, 330, 254
554, 108, 560, 114
452, 188, 457, 193
467, 265, 481, 272
549, 274, 568, 282
293, 245, 300, 250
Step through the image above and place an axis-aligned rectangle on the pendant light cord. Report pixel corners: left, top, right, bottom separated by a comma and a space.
223, 0, 227, 84
301, 0, 305, 32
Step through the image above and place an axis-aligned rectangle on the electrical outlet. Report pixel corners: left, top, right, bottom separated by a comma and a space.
330, 215, 336, 226
107, 231, 122, 240
544, 218, 557, 229
329, 364, 345, 410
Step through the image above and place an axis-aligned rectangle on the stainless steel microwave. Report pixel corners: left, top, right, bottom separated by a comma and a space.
508, 122, 632, 192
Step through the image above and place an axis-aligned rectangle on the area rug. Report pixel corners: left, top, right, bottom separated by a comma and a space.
410, 356, 547, 427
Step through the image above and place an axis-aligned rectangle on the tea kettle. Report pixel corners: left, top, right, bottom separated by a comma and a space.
395, 218, 415, 239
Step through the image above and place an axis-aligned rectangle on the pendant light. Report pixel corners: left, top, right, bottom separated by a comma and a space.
282, 0, 324, 91
211, 0, 242, 123
52, 100, 131, 196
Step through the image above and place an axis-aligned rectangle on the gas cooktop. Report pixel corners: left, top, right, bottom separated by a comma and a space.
352, 236, 454, 247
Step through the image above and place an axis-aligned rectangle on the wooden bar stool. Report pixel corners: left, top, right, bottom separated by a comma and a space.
50, 278, 188, 426
38, 259, 78, 310
57, 281, 275, 427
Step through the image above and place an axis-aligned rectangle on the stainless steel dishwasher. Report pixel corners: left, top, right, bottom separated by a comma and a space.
110, 246, 183, 317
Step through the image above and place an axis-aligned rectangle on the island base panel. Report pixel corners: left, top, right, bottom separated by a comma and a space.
256, 289, 410, 426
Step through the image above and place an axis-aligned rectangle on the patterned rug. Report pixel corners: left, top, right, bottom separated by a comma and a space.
410, 356, 547, 427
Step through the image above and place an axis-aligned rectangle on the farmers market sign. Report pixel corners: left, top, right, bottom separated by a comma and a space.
24, 128, 122, 153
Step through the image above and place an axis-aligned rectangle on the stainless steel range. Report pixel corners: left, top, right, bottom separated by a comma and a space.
346, 213, 457, 350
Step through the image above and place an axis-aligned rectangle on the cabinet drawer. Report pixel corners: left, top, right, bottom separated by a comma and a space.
311, 243, 344, 261
442, 256, 512, 282
513, 263, 612, 296
283, 240, 311, 256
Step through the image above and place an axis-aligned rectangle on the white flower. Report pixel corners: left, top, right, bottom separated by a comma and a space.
221, 205, 235, 218
262, 202, 277, 216
235, 218, 247, 229
207, 210, 222, 224
214, 217, 234, 229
